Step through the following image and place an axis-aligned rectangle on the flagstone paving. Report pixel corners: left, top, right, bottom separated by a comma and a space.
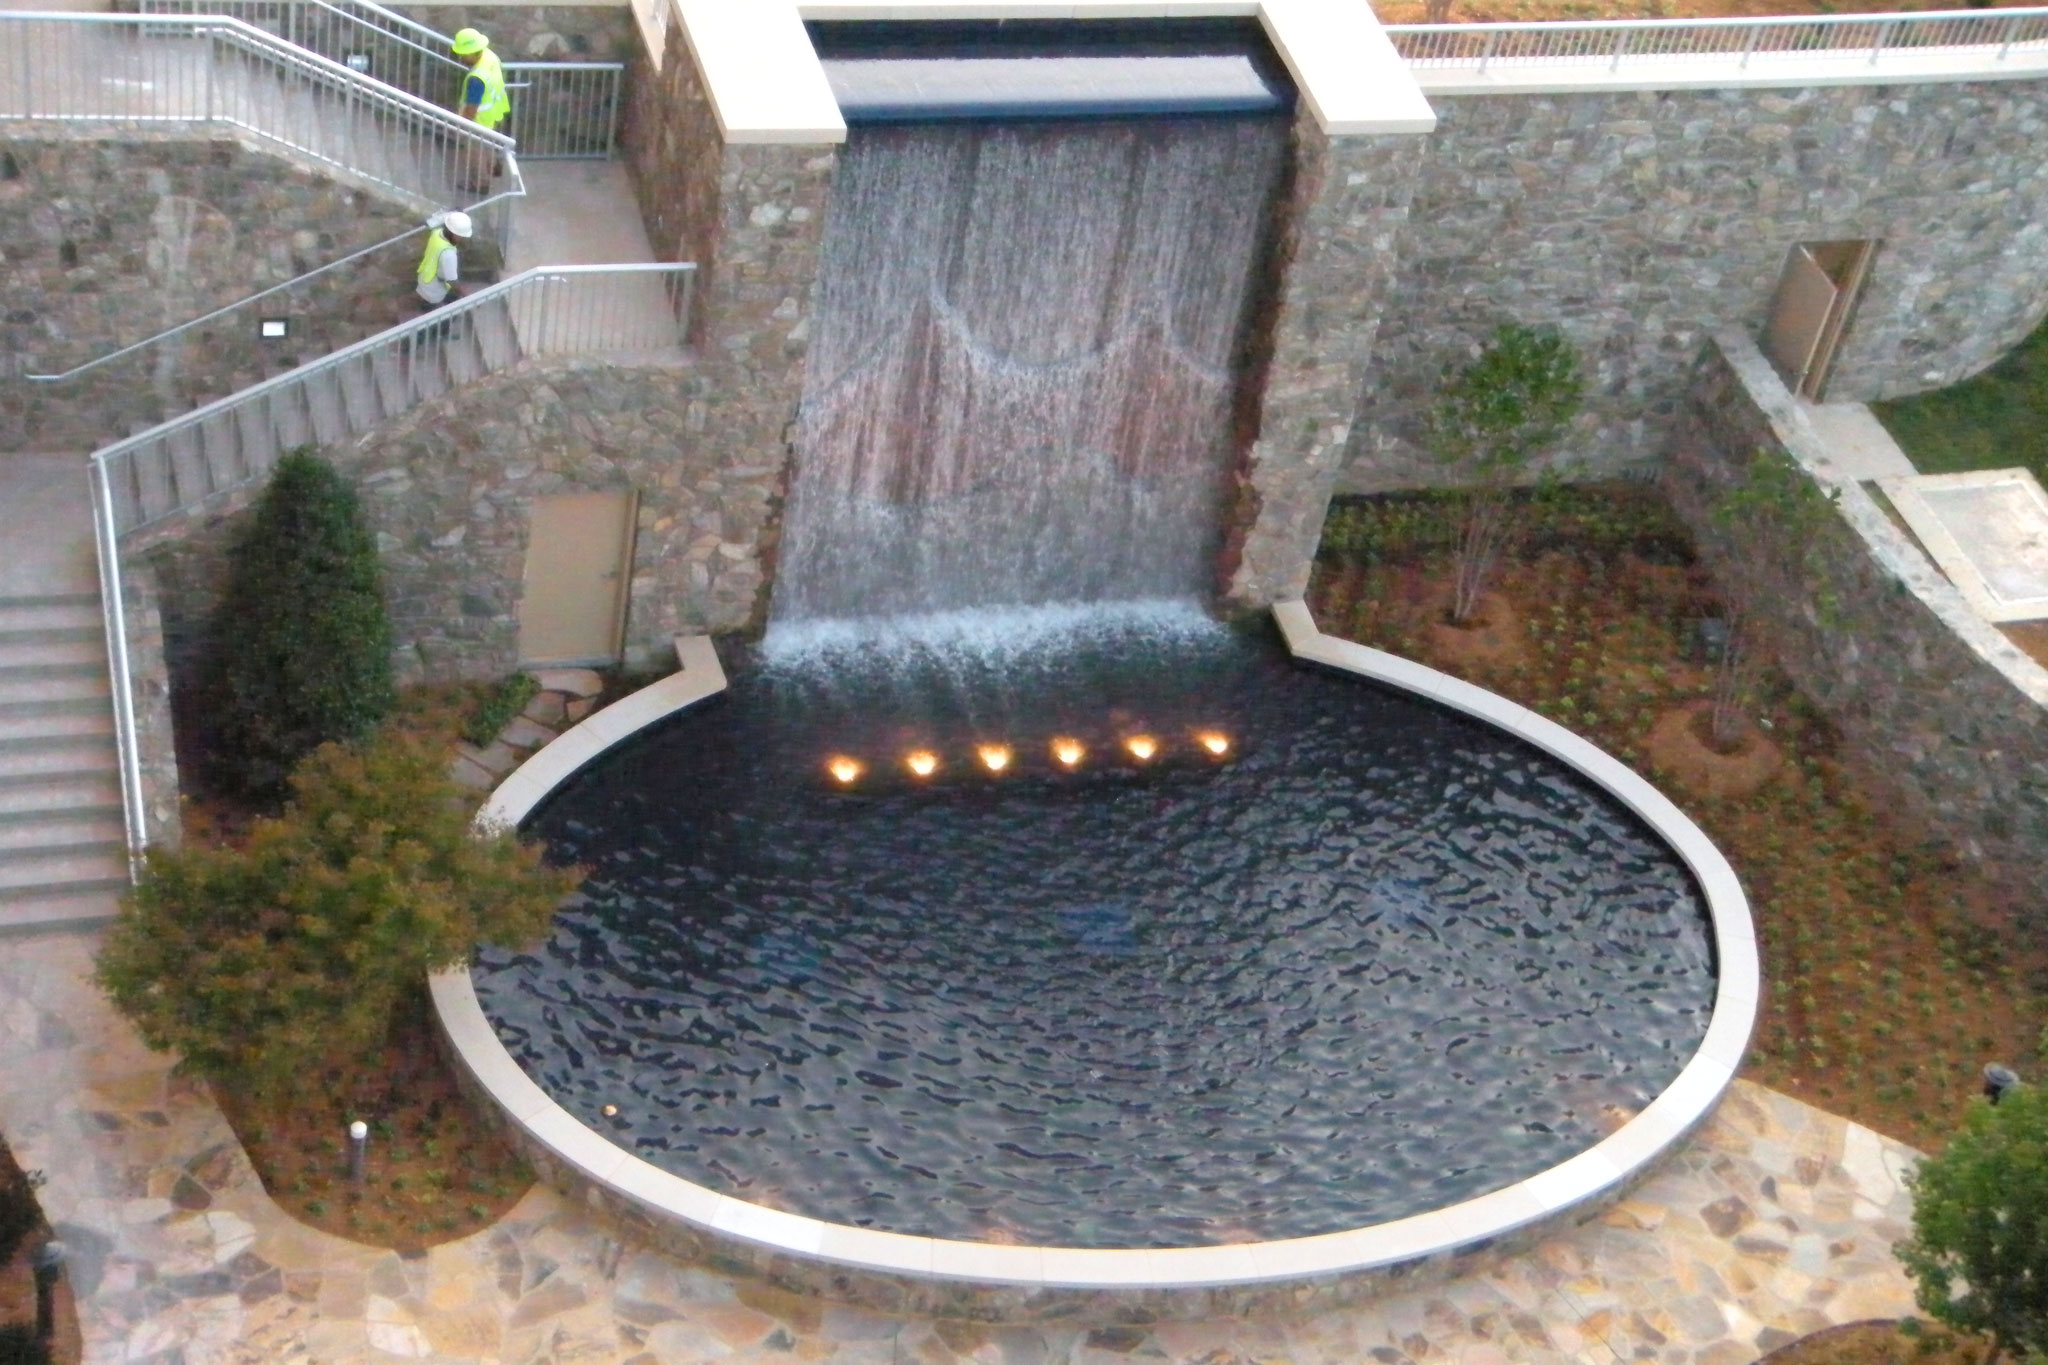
0, 929, 1922, 1365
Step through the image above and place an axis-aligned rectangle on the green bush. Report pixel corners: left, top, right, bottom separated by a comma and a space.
1897, 1083, 2048, 1365
463, 673, 540, 748
207, 449, 394, 802
98, 725, 581, 1100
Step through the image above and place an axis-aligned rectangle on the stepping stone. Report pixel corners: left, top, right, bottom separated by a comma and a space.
448, 755, 496, 792
499, 716, 557, 750
521, 691, 568, 727
527, 667, 603, 699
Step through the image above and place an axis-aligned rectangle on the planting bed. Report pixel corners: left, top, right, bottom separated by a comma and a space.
1309, 482, 2045, 1152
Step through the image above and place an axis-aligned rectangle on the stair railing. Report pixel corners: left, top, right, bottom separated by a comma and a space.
137, 0, 625, 157
89, 261, 697, 871
2, 12, 515, 214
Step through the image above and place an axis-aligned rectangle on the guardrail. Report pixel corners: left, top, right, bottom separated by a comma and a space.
137, 0, 624, 156
1, 11, 515, 213
89, 262, 697, 870
1385, 7, 2048, 73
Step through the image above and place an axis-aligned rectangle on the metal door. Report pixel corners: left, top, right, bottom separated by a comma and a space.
1764, 240, 1876, 400
517, 489, 637, 665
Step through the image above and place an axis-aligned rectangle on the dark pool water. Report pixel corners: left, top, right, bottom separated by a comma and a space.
473, 613, 1716, 1249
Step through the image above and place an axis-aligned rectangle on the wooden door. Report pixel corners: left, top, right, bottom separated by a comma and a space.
517, 490, 637, 665
1765, 240, 1877, 400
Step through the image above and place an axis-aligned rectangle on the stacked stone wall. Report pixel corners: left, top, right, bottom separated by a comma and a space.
391, 4, 635, 63
137, 356, 785, 684
0, 138, 418, 450
1663, 332, 2048, 888
1225, 113, 1422, 606
1342, 82, 2048, 495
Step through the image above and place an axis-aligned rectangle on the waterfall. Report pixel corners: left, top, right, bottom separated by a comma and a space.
771, 115, 1290, 625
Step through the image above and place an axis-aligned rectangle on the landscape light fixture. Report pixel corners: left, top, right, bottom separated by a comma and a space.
260, 317, 289, 339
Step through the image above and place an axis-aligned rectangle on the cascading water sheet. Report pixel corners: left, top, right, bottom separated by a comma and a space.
773, 116, 1290, 622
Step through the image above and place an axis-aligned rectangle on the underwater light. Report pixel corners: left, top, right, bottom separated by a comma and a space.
1125, 735, 1158, 761
1052, 738, 1085, 768
1197, 732, 1231, 756
828, 756, 864, 784
906, 750, 939, 777
978, 744, 1012, 773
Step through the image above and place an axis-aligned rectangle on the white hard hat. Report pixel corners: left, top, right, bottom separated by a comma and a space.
443, 211, 474, 238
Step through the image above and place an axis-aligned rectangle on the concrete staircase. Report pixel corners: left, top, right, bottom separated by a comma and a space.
0, 593, 128, 931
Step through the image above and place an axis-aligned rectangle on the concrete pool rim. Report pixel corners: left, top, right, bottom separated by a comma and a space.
429, 605, 1758, 1306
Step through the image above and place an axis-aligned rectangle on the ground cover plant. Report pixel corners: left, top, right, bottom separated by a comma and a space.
1309, 481, 2043, 1152
1875, 313, 2048, 493
1759, 1321, 1994, 1365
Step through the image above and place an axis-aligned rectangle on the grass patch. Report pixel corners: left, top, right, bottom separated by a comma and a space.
1874, 316, 2048, 489
462, 672, 540, 748
1312, 482, 2043, 1153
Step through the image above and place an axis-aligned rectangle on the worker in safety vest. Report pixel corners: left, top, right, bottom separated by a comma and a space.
416, 210, 472, 308
451, 28, 509, 193
451, 28, 509, 130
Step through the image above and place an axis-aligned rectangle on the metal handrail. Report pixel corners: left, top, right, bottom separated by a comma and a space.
90, 260, 697, 870
134, 0, 626, 157
23, 180, 524, 389
1385, 7, 2048, 69
26, 226, 425, 384
3, 11, 513, 148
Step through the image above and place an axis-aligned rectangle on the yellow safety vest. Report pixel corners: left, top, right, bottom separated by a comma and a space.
462, 49, 510, 131
417, 228, 454, 288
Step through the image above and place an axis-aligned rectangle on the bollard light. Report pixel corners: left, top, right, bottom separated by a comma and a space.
347, 1119, 369, 1184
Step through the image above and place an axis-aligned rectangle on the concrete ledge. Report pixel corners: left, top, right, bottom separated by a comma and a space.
671, 0, 1436, 142
1408, 44, 2048, 94
433, 609, 1754, 1320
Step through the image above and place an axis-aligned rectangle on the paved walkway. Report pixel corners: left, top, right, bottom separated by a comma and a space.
0, 928, 1921, 1365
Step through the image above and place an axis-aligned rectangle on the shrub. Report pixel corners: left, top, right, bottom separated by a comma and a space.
207, 449, 394, 802
1897, 1083, 2048, 1365
98, 724, 581, 1099
1423, 323, 1584, 624
463, 673, 540, 748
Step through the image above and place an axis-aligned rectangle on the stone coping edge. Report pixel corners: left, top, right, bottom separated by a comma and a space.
1410, 45, 2048, 94
432, 612, 1755, 1295
673, 0, 1436, 143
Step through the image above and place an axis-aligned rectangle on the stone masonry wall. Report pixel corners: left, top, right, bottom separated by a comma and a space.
1663, 331, 2048, 889
137, 356, 784, 684
0, 138, 418, 451
1223, 114, 1424, 606
392, 4, 635, 63
1342, 82, 2048, 494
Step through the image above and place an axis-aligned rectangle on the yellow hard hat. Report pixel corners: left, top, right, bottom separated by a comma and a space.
451, 27, 489, 54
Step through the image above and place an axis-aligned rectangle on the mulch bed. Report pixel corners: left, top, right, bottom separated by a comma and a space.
1310, 482, 2043, 1154
1758, 1320, 1993, 1364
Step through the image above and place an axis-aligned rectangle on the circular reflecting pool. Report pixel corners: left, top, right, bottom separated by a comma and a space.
473, 612, 1715, 1249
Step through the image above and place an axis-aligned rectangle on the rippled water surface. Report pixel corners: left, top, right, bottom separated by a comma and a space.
474, 616, 1716, 1248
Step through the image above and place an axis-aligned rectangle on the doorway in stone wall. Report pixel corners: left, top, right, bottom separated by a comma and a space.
517, 490, 638, 666
1764, 240, 1877, 400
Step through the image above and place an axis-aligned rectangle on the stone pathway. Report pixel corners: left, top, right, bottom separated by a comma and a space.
0, 930, 1921, 1365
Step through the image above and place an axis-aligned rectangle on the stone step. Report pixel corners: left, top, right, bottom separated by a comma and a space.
0, 595, 102, 635
0, 776, 123, 819
0, 663, 110, 707
0, 735, 121, 781
0, 880, 126, 934
0, 695, 109, 724
0, 839, 128, 886
0, 707, 114, 744
0, 624, 101, 650
0, 811, 125, 853
0, 635, 106, 671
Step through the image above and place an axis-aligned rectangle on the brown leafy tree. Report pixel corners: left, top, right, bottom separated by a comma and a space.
98, 726, 580, 1099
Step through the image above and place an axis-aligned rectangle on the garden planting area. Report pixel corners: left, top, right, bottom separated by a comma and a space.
1307, 481, 2045, 1155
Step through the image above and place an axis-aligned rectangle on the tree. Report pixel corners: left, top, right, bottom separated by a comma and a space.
207, 448, 394, 802
1896, 1083, 2048, 1365
1703, 446, 1841, 749
1423, 323, 1584, 624
98, 725, 581, 1099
